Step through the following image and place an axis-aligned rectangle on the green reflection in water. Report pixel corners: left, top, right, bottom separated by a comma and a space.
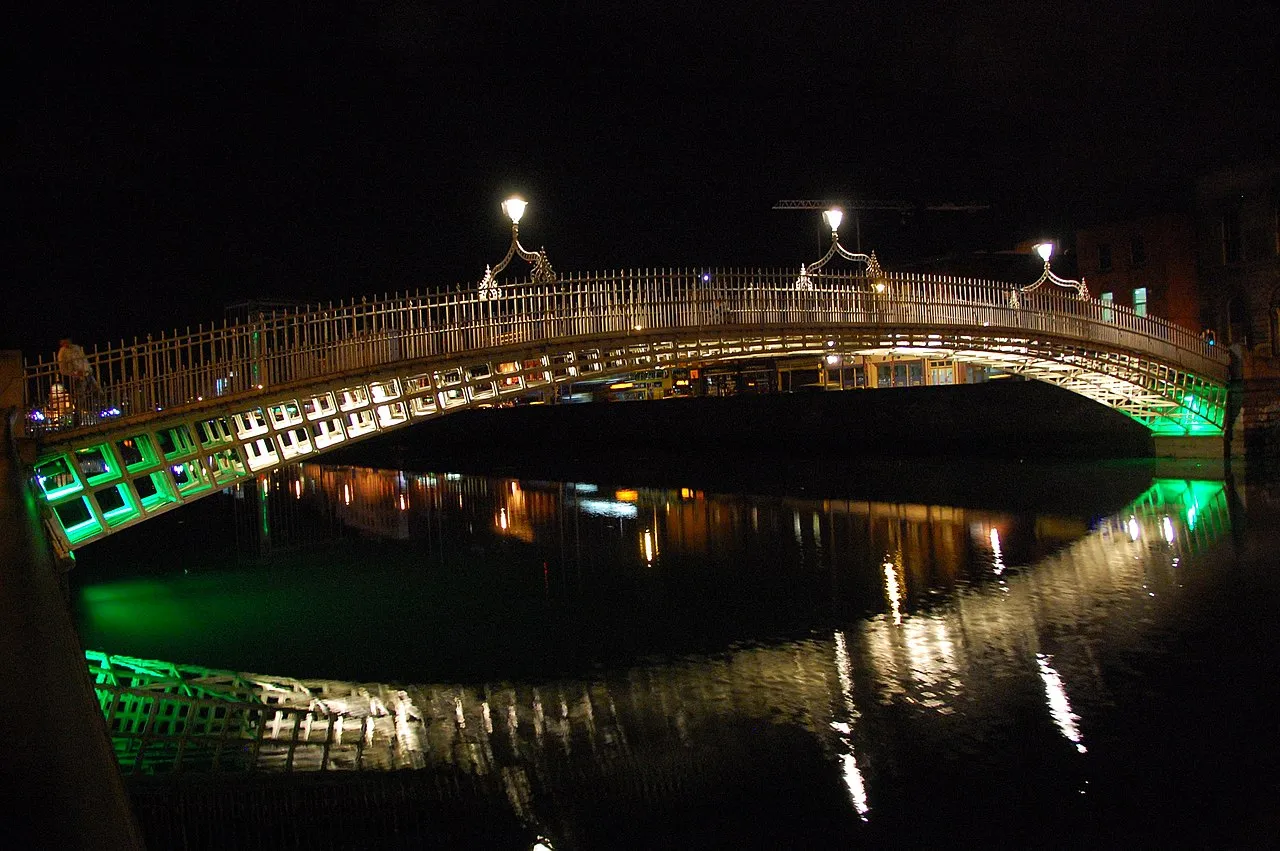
1120, 477, 1228, 551
74, 475, 1231, 681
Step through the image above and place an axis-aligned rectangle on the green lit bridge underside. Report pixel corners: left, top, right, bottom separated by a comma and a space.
28, 269, 1228, 551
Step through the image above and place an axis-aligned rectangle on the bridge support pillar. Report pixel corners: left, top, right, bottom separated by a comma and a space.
0, 351, 143, 849
1151, 435, 1225, 461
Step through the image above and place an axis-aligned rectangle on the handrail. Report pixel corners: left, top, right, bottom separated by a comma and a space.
22, 268, 1228, 437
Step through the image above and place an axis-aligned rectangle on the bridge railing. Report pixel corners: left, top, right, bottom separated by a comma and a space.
87, 651, 414, 775
22, 268, 1226, 435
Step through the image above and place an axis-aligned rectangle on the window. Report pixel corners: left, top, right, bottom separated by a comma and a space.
928, 361, 955, 385
1130, 236, 1146, 265
1098, 243, 1112, 273
1100, 291, 1113, 322
1133, 287, 1148, 318
1228, 296, 1249, 345
1222, 210, 1242, 263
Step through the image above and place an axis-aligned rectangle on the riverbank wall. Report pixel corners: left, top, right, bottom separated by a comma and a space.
0, 351, 142, 849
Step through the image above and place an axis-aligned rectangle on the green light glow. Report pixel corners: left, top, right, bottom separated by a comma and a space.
63, 507, 103, 544
35, 453, 83, 501
99, 483, 141, 528
1123, 389, 1225, 436
1121, 479, 1228, 543
175, 462, 213, 496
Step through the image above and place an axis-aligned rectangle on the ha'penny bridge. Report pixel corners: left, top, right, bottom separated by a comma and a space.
15, 204, 1229, 554
0, 200, 1234, 847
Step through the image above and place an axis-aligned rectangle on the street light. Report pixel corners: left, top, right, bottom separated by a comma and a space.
796, 207, 883, 291
479, 196, 557, 298
823, 208, 844, 235
1022, 240, 1088, 299
502, 197, 527, 225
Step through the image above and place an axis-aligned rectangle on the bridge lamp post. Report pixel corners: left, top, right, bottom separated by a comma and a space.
796, 207, 883, 291
1022, 241, 1089, 299
479, 196, 558, 298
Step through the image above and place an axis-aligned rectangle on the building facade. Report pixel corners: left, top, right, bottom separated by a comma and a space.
1194, 161, 1280, 353
1075, 213, 1201, 332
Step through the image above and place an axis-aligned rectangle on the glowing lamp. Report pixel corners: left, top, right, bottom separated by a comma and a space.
1034, 242, 1054, 262
502, 197, 527, 225
823, 208, 844, 233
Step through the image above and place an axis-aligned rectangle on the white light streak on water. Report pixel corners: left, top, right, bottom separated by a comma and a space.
991, 527, 1005, 575
884, 561, 903, 626
578, 499, 637, 519
833, 630, 870, 820
1037, 653, 1087, 753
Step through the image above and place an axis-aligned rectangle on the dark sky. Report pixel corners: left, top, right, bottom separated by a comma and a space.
8, 1, 1278, 354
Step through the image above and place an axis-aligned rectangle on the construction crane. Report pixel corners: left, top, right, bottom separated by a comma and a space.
774, 199, 989, 251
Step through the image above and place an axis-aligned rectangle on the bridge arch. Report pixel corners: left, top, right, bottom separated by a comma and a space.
21, 267, 1228, 551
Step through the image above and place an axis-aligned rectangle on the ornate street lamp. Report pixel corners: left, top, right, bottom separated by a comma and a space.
796, 207, 883, 291
1021, 241, 1089, 299
479, 196, 557, 298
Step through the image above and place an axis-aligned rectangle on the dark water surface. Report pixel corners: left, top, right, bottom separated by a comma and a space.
71, 455, 1280, 848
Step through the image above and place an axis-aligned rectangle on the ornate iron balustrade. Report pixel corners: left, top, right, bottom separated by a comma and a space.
22, 267, 1227, 437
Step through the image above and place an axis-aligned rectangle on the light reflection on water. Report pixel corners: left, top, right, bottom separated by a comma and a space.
72, 466, 1240, 845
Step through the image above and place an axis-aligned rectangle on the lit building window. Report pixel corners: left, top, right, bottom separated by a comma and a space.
1134, 287, 1148, 318
1100, 291, 1113, 322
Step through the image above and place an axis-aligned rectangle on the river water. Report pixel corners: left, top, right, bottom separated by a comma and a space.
69, 454, 1280, 848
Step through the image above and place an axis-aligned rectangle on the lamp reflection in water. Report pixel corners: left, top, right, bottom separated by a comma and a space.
990, 527, 1006, 575
883, 556, 903, 626
832, 630, 870, 821
1036, 653, 1087, 754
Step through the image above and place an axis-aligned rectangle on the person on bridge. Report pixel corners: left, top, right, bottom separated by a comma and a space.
56, 337, 99, 422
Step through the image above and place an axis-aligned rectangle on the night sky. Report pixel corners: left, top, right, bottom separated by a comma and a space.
9, 1, 1278, 355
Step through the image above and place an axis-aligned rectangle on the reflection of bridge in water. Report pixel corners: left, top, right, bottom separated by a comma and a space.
228, 460, 1144, 577
88, 475, 1230, 836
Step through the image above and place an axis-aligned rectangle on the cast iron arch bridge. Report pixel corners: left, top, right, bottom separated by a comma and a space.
23, 255, 1228, 552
